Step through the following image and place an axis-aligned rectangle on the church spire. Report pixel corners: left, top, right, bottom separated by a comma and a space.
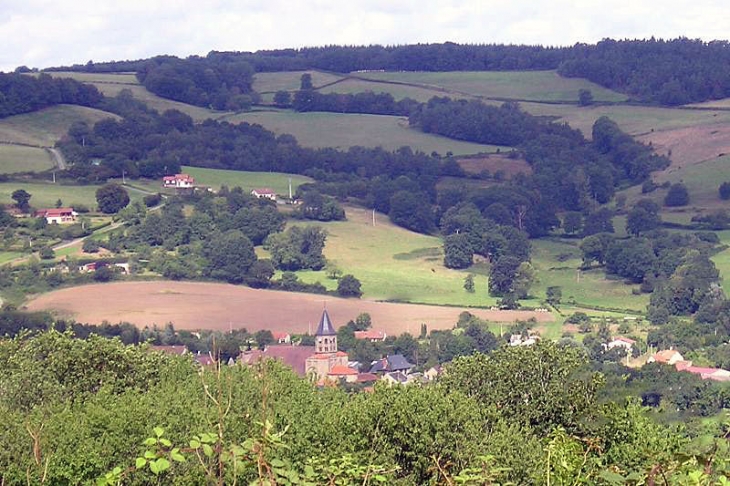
314, 309, 337, 354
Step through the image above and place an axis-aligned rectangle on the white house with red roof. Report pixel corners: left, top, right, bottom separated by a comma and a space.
271, 331, 291, 344
35, 207, 77, 224
251, 188, 277, 201
163, 173, 195, 189
647, 349, 684, 365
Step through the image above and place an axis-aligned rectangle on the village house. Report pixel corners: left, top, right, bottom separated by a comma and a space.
162, 173, 195, 189
509, 334, 540, 346
272, 331, 291, 344
647, 349, 684, 365
251, 188, 277, 201
35, 207, 77, 224
675, 361, 730, 382
605, 336, 636, 353
354, 330, 387, 342
369, 354, 414, 375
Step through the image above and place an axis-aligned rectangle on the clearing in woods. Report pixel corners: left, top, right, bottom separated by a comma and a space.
224, 110, 504, 155
23, 281, 553, 334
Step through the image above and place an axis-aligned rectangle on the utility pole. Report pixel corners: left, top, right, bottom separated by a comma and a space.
372, 209, 376, 226
288, 178, 293, 200
122, 170, 126, 185
52, 171, 56, 184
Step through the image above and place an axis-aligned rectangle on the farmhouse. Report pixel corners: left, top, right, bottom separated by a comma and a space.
647, 349, 684, 365
162, 173, 195, 189
251, 188, 277, 201
272, 331, 291, 344
674, 361, 730, 382
35, 207, 77, 224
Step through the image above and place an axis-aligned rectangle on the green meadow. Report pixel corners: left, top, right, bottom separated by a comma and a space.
356, 70, 628, 103
0, 105, 118, 147
253, 70, 344, 94
712, 230, 730, 295
0, 181, 144, 209
225, 110, 502, 155
181, 166, 313, 195
520, 102, 730, 137
0, 145, 54, 173
318, 78, 457, 102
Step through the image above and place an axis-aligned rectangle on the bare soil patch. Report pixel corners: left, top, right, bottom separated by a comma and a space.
24, 281, 553, 335
639, 123, 730, 169
457, 154, 532, 178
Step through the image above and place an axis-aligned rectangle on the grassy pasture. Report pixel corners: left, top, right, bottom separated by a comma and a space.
529, 238, 649, 313
713, 230, 730, 294
0, 105, 118, 147
181, 166, 313, 194
225, 110, 501, 155
0, 181, 144, 209
619, 154, 730, 212
520, 102, 730, 138
253, 70, 344, 94
356, 70, 627, 103
0, 145, 54, 173
318, 78, 458, 102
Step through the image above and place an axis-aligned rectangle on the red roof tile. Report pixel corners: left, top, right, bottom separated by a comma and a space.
241, 346, 315, 376
328, 365, 358, 376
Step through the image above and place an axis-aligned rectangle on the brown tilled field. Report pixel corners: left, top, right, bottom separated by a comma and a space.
24, 281, 553, 334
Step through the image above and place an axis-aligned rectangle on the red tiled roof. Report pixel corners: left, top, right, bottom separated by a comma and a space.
335, 351, 348, 357
354, 330, 386, 340
252, 188, 275, 194
653, 350, 682, 363
328, 365, 358, 376
612, 336, 636, 344
272, 331, 290, 341
241, 346, 315, 376
356, 372, 378, 383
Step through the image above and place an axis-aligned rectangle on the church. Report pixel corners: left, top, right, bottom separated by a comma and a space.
305, 309, 359, 382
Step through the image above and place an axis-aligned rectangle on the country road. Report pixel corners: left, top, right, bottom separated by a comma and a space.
47, 148, 67, 170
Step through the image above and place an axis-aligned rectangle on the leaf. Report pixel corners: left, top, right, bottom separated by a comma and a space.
374, 474, 387, 483
149, 460, 160, 475
189, 439, 201, 449
203, 443, 214, 457
135, 457, 147, 469
155, 458, 170, 472
159, 438, 172, 447
143, 437, 157, 446
144, 450, 156, 459
598, 470, 626, 484
170, 448, 186, 463
153, 426, 164, 438
271, 458, 285, 468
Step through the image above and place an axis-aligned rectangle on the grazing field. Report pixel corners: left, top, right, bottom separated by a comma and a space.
46, 72, 227, 121
638, 123, 730, 166
225, 110, 501, 155
520, 102, 730, 138
0, 145, 54, 173
318, 78, 456, 102
356, 70, 628, 103
529, 238, 649, 313
619, 154, 730, 212
0, 105, 118, 146
253, 70, 344, 94
290, 206, 499, 307
180, 166, 312, 194
23, 281, 552, 334
0, 181, 144, 209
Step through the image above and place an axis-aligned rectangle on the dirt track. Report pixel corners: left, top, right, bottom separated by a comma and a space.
24, 281, 553, 335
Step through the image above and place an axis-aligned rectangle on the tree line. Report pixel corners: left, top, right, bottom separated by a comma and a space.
45, 38, 730, 106
0, 72, 102, 118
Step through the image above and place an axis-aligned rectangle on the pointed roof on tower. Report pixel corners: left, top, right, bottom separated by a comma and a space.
315, 309, 336, 336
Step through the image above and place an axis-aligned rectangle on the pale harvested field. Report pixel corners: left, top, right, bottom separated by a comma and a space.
638, 123, 730, 167
24, 281, 553, 334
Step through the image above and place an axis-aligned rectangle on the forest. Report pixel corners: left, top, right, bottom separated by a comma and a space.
0, 72, 102, 117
